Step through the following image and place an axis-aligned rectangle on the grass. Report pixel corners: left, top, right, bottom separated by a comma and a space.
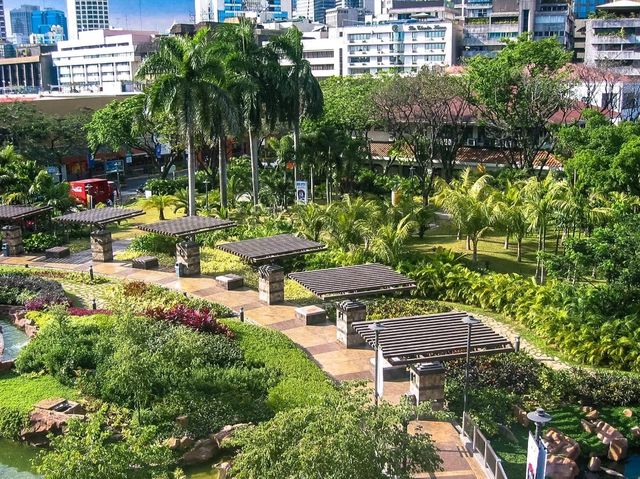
490, 422, 530, 478
0, 372, 78, 413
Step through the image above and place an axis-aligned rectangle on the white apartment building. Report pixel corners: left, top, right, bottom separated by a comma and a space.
66, 0, 110, 40
302, 20, 459, 77
51, 29, 155, 93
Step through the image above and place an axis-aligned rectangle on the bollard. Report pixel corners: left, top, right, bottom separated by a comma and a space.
92, 298, 97, 310
89, 265, 94, 282
239, 307, 245, 323
514, 335, 521, 353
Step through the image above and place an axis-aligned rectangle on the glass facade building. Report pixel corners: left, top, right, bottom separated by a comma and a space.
32, 9, 68, 39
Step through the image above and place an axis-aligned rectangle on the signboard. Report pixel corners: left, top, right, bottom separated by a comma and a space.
295, 180, 308, 205
155, 143, 162, 158
105, 159, 124, 174
168, 164, 176, 179
46, 166, 61, 182
376, 347, 384, 398
125, 153, 133, 164
87, 153, 95, 169
526, 433, 547, 479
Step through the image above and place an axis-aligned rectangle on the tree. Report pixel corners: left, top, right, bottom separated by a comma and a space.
293, 203, 327, 242
136, 29, 237, 215
371, 214, 417, 266
270, 28, 324, 172
230, 387, 442, 479
466, 35, 575, 172
493, 181, 529, 262
140, 194, 176, 221
0, 144, 41, 204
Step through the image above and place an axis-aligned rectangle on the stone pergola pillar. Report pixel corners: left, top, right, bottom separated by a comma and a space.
409, 362, 446, 410
336, 300, 367, 348
90, 229, 113, 262
258, 264, 284, 305
176, 241, 200, 276
2, 225, 24, 256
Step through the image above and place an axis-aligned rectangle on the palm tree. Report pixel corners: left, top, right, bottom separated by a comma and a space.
140, 194, 176, 221
215, 20, 281, 206
493, 181, 529, 262
0, 145, 40, 204
326, 195, 381, 252
293, 203, 327, 242
371, 215, 417, 266
270, 28, 324, 172
136, 29, 237, 215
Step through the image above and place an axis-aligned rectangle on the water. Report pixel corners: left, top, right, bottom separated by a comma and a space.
0, 320, 29, 362
579, 454, 640, 479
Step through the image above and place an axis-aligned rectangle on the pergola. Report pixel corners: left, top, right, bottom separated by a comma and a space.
217, 234, 326, 264
139, 216, 237, 277
54, 207, 144, 228
288, 263, 416, 300
0, 205, 54, 256
352, 311, 513, 366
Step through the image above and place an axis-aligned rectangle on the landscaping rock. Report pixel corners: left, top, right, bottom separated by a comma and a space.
216, 461, 232, 479
631, 426, 640, 438
581, 419, 595, 434
513, 405, 530, 427
546, 455, 579, 479
544, 428, 581, 461
586, 410, 599, 420
167, 435, 195, 451
181, 438, 218, 466
213, 423, 251, 448
166, 437, 180, 450
20, 409, 84, 446
608, 437, 628, 462
588, 456, 601, 472
176, 415, 189, 428
582, 406, 594, 414
623, 408, 633, 418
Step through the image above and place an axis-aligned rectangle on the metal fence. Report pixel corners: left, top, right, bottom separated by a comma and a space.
461, 412, 509, 479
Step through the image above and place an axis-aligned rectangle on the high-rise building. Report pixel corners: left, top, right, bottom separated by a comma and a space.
67, 0, 110, 40
573, 0, 606, 19
32, 9, 68, 39
295, 0, 336, 22
0, 0, 6, 41
195, 0, 292, 23
10, 5, 39, 44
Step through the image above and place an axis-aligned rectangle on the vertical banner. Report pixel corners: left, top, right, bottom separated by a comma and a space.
295, 180, 308, 205
526, 433, 547, 479
376, 347, 384, 399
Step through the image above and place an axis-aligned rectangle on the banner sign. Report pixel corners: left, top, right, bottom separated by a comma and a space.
376, 347, 384, 398
526, 433, 547, 479
105, 159, 124, 174
295, 180, 308, 205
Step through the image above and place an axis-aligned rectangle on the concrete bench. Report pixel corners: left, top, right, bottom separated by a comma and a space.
216, 274, 244, 290
132, 256, 159, 270
295, 305, 327, 325
45, 246, 70, 259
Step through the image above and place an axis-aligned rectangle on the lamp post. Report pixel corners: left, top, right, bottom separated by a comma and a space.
369, 322, 386, 406
527, 407, 552, 442
203, 179, 210, 213
461, 315, 480, 416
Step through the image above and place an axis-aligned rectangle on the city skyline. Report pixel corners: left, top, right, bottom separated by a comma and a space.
3, 0, 191, 34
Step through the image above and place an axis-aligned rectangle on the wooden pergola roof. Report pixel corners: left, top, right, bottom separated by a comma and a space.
353, 311, 513, 366
288, 263, 416, 300
0, 205, 53, 222
217, 234, 326, 264
54, 207, 144, 226
139, 216, 236, 238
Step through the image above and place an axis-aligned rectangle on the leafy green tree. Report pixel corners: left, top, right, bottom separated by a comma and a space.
466, 35, 574, 171
0, 144, 41, 204
293, 203, 327, 242
371, 214, 417, 266
136, 29, 237, 214
231, 388, 442, 479
326, 194, 381, 252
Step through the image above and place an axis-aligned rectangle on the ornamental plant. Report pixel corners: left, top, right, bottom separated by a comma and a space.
145, 304, 234, 338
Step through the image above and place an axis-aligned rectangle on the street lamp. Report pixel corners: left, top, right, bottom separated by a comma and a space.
203, 179, 210, 213
527, 407, 552, 442
461, 314, 480, 416
369, 322, 386, 406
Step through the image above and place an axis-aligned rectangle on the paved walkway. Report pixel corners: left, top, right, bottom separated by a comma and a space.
0, 249, 486, 479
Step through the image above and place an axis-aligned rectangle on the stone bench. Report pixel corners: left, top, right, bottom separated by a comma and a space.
215, 274, 244, 290
45, 246, 70, 259
295, 305, 327, 325
132, 256, 159, 270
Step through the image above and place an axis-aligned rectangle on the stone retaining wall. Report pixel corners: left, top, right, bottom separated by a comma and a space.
0, 304, 35, 371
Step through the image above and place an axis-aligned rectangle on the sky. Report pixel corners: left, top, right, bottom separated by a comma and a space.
4, 0, 193, 34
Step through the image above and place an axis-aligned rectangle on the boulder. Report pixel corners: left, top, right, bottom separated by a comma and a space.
586, 410, 599, 420
588, 456, 601, 472
217, 461, 232, 479
623, 408, 633, 418
513, 405, 530, 427
176, 415, 189, 428
166, 437, 180, 450
546, 455, 579, 479
20, 409, 84, 446
181, 438, 218, 466
608, 437, 628, 462
582, 406, 594, 414
179, 436, 195, 450
544, 428, 581, 461
631, 426, 640, 438
213, 423, 251, 448
581, 419, 595, 434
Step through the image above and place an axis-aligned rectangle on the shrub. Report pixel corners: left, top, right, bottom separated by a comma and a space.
67, 307, 112, 316
145, 304, 235, 338
0, 406, 28, 439
23, 232, 62, 253
129, 233, 177, 256
0, 273, 68, 310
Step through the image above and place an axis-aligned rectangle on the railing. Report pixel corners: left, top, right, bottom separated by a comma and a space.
461, 413, 509, 479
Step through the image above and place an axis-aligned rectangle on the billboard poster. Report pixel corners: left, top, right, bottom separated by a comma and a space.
295, 180, 308, 205
526, 433, 547, 479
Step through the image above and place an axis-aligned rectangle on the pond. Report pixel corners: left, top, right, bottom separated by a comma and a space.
579, 454, 640, 479
0, 439, 221, 479
0, 319, 29, 362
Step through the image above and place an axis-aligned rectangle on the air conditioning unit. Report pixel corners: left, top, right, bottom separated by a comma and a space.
466, 138, 477, 146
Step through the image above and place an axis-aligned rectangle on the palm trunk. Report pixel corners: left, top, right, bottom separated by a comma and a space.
219, 132, 228, 209
517, 238, 522, 262
159, 207, 165, 221
466, 235, 471, 251
293, 120, 300, 182
310, 165, 314, 203
472, 238, 478, 263
504, 231, 510, 250
187, 131, 196, 216
248, 127, 260, 206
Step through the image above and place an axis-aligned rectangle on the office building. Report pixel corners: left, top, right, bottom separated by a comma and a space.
10, 5, 39, 44
67, 0, 110, 40
195, 0, 292, 23
52, 29, 156, 92
325, 7, 359, 26
295, 0, 336, 22
0, 44, 56, 92
0, 0, 6, 41
573, 0, 607, 19
32, 9, 68, 39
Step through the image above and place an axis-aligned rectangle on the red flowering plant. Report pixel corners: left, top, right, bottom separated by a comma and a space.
144, 304, 235, 338
67, 307, 112, 316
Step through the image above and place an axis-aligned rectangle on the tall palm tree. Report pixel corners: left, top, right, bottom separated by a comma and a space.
215, 20, 281, 205
493, 181, 529, 262
270, 28, 324, 174
136, 28, 237, 215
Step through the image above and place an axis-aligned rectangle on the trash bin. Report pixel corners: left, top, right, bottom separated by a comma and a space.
175, 262, 185, 278
1, 242, 8, 257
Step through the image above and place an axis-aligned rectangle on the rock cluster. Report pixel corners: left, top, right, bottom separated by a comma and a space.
544, 428, 580, 479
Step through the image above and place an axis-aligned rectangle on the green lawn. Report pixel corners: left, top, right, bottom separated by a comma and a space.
0, 372, 78, 413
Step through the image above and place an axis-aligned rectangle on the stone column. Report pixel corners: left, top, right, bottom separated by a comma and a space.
176, 241, 200, 276
90, 229, 113, 262
336, 300, 367, 348
409, 362, 446, 410
2, 225, 24, 256
258, 264, 284, 305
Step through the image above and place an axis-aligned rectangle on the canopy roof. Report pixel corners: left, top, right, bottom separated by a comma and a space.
353, 311, 513, 366
288, 263, 416, 300
0, 205, 52, 222
139, 216, 236, 238
217, 234, 326, 264
54, 207, 144, 226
